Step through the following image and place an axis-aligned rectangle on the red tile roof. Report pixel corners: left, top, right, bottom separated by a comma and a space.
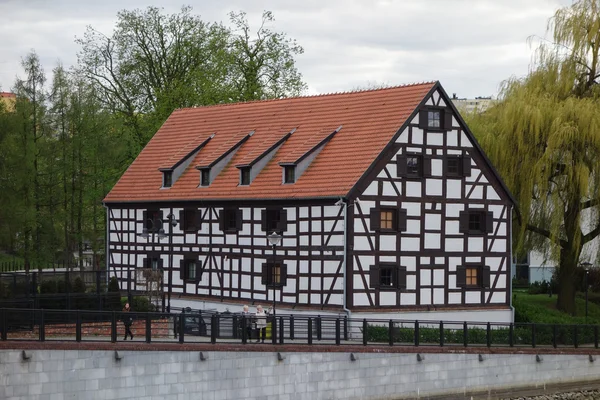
104, 82, 435, 203
0, 92, 15, 98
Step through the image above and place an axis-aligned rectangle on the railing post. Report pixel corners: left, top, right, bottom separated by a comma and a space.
463, 321, 468, 347
279, 316, 284, 345
232, 315, 238, 339
76, 310, 82, 342
414, 321, 419, 347
290, 315, 295, 341
363, 319, 368, 346
241, 316, 247, 344
486, 322, 491, 348
179, 311, 185, 344
595, 325, 598, 349
344, 316, 348, 341
1, 309, 6, 341
271, 316, 277, 344
509, 323, 514, 347
111, 311, 117, 343
146, 312, 151, 343
317, 316, 322, 341
39, 309, 45, 342
553, 324, 557, 348
388, 320, 393, 347
440, 321, 444, 347
308, 318, 313, 345
336, 318, 341, 346
210, 314, 217, 344
531, 324, 536, 348
574, 325, 578, 348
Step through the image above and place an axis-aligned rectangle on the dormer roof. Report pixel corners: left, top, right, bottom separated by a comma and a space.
104, 82, 438, 202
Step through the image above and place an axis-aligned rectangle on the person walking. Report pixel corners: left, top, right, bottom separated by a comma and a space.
241, 305, 253, 340
255, 305, 267, 343
122, 303, 134, 340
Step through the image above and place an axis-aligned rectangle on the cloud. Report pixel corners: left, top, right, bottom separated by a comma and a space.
0, 0, 572, 97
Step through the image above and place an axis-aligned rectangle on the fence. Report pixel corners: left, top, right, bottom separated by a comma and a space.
0, 261, 98, 273
1, 307, 599, 349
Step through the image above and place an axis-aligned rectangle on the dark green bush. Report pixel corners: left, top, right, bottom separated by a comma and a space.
120, 296, 156, 312
40, 280, 58, 294
72, 277, 87, 293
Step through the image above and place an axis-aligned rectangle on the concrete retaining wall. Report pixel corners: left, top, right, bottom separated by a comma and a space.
1, 349, 600, 399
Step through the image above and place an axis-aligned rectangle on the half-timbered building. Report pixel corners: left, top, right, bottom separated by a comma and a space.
104, 81, 515, 323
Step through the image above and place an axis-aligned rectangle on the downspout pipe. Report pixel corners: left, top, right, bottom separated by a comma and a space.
337, 198, 352, 321
103, 204, 110, 288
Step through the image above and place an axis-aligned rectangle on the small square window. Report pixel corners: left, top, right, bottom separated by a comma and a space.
163, 171, 173, 188
272, 263, 282, 285
200, 169, 210, 187
380, 267, 395, 287
186, 260, 197, 280
380, 209, 396, 231
370, 264, 407, 290
407, 155, 422, 177
447, 157, 461, 176
284, 166, 295, 184
263, 262, 287, 287
265, 209, 281, 232
220, 209, 241, 233
148, 258, 160, 271
240, 168, 251, 185
225, 210, 237, 231
466, 267, 478, 286
145, 210, 162, 231
469, 213, 483, 232
428, 110, 441, 128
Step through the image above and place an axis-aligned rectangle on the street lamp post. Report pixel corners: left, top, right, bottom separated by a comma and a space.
582, 261, 593, 324
267, 232, 283, 317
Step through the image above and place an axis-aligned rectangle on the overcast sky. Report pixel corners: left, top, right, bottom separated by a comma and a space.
0, 0, 573, 98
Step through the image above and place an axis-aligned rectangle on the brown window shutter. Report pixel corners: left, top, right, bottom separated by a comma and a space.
444, 110, 453, 130
369, 265, 380, 289
459, 211, 469, 233
422, 156, 432, 177
218, 210, 225, 232
143, 211, 149, 230
180, 259, 186, 280
195, 260, 202, 280
370, 208, 381, 231
462, 155, 472, 177
235, 209, 243, 231
158, 258, 164, 270
482, 266, 491, 288
179, 210, 185, 231
143, 257, 149, 269
278, 209, 288, 232
398, 266, 407, 290
456, 266, 466, 287
398, 208, 407, 232
194, 210, 202, 230
396, 155, 407, 177
261, 210, 268, 232
261, 263, 269, 285
418, 109, 428, 129
280, 263, 288, 286
485, 211, 494, 233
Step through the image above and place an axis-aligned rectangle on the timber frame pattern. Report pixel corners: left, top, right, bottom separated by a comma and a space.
105, 82, 514, 317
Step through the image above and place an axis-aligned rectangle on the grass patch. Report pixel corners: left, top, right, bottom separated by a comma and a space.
513, 292, 600, 325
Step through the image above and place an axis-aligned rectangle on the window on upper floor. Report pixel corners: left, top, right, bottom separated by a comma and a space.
163, 171, 173, 188
284, 165, 296, 184
180, 209, 200, 232
397, 154, 431, 178
200, 169, 210, 187
428, 110, 441, 129
457, 265, 490, 289
143, 209, 163, 232
445, 155, 471, 178
261, 262, 287, 287
261, 208, 288, 233
240, 167, 251, 186
419, 107, 452, 131
459, 210, 494, 235
144, 255, 163, 271
369, 264, 407, 290
219, 209, 242, 233
370, 207, 407, 232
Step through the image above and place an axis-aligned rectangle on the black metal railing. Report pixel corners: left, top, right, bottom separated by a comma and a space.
1, 306, 599, 348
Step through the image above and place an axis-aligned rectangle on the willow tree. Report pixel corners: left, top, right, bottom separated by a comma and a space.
468, 0, 600, 314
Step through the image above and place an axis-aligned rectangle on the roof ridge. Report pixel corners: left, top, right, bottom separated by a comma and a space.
173, 81, 437, 112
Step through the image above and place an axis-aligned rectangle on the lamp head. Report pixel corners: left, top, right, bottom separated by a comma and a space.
138, 228, 149, 239
267, 231, 282, 246
157, 228, 167, 240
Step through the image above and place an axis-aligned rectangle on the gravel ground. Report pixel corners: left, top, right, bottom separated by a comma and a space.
505, 390, 600, 399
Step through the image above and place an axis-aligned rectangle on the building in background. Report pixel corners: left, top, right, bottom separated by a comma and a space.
0, 92, 16, 112
451, 94, 496, 114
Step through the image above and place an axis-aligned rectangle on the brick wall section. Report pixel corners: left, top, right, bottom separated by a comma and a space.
2, 344, 600, 399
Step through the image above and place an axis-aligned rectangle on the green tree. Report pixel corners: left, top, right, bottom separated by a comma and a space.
467, 0, 600, 314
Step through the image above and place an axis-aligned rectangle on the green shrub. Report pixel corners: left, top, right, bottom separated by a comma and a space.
40, 280, 58, 294
108, 276, 120, 292
119, 296, 156, 312
72, 277, 87, 293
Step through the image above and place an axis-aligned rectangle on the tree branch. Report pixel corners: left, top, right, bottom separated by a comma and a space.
526, 223, 568, 248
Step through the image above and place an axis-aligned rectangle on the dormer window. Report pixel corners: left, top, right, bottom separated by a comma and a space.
284, 165, 295, 184
200, 169, 210, 187
240, 167, 251, 186
163, 171, 173, 188
428, 110, 441, 128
